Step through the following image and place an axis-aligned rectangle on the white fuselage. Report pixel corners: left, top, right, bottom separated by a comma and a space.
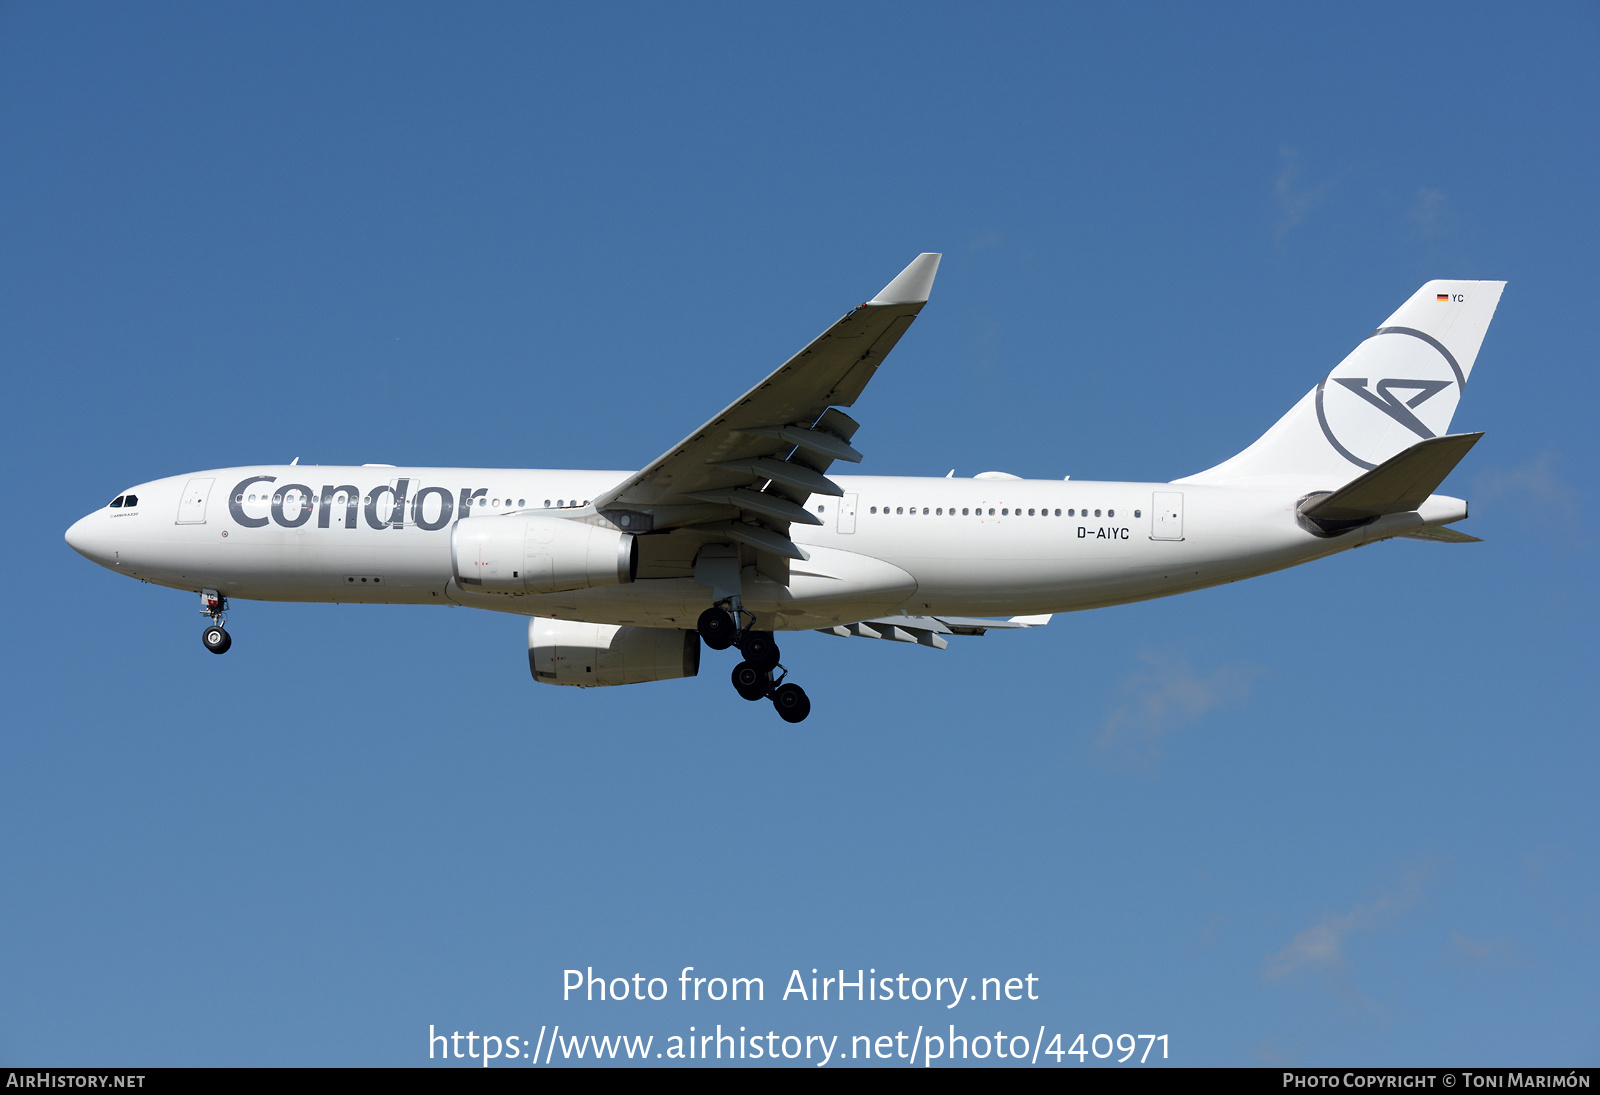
65, 464, 1459, 632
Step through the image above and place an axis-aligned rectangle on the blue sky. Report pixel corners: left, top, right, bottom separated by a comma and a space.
2, 2, 1595, 1067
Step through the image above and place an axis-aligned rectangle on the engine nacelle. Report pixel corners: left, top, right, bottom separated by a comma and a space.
528, 617, 700, 687
452, 515, 636, 595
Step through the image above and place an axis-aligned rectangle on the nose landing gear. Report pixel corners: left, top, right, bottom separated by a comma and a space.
199, 589, 232, 655
698, 601, 810, 722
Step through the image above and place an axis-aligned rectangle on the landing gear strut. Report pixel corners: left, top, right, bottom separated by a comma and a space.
199, 589, 232, 655
698, 598, 809, 722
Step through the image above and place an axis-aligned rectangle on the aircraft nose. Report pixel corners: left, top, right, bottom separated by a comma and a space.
65, 512, 112, 564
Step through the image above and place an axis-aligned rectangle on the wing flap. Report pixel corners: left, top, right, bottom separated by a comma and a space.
819, 613, 1051, 646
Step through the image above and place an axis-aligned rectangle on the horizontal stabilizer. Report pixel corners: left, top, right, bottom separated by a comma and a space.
1399, 525, 1482, 544
1301, 432, 1482, 523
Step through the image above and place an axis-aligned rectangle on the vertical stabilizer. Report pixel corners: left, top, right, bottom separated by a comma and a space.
1176, 281, 1505, 489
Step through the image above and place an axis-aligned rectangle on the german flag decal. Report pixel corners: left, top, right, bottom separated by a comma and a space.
1437, 293, 1450, 302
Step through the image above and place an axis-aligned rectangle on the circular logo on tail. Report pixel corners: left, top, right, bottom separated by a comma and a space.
1315, 326, 1465, 470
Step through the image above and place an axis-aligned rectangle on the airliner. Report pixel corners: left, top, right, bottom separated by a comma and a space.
65, 255, 1502, 722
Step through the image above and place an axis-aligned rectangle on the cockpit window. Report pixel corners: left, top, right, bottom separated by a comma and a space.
109, 496, 124, 508
123, 494, 138, 507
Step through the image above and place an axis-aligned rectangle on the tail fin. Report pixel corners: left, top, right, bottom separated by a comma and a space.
1176, 280, 1505, 489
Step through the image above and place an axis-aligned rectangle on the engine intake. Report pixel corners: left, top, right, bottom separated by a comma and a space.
528, 618, 700, 687
452, 516, 636, 595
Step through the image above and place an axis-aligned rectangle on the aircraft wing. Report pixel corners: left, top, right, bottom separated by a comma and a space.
592, 255, 942, 566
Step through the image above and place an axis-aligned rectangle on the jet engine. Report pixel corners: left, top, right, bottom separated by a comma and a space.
528, 617, 700, 687
452, 515, 636, 595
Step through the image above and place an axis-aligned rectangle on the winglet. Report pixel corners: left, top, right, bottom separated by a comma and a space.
869, 253, 942, 305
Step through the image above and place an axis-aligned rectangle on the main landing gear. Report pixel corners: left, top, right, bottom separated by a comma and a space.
199, 589, 232, 655
697, 604, 810, 723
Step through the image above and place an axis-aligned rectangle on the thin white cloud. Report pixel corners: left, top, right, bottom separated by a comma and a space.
1273, 147, 1335, 240
1446, 931, 1522, 969
1095, 650, 1263, 764
1471, 451, 1588, 552
1410, 187, 1452, 239
1473, 451, 1579, 523
1263, 867, 1428, 988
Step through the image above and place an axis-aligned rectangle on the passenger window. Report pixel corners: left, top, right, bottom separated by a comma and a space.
109, 496, 123, 508
1054, 508, 1061, 516
518, 499, 525, 507
922, 507, 928, 515
1134, 509, 1142, 518
962, 508, 969, 515
936, 507, 942, 515
1108, 509, 1115, 517
1002, 508, 1008, 516
896, 507, 903, 514
987, 508, 994, 516
1094, 509, 1101, 517
817, 505, 825, 513
1068, 508, 1075, 516
1028, 508, 1035, 516
479, 497, 487, 507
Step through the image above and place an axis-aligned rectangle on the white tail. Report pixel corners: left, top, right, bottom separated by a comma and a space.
1177, 280, 1505, 489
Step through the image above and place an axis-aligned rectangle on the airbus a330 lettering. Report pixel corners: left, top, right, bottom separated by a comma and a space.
66, 255, 1503, 722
